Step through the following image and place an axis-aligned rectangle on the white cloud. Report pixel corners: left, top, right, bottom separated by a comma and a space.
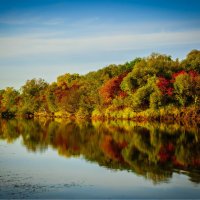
0, 30, 199, 59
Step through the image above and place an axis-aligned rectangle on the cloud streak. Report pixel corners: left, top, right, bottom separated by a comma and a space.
0, 30, 200, 59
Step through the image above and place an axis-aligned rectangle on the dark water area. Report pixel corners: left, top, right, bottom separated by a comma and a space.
0, 118, 200, 199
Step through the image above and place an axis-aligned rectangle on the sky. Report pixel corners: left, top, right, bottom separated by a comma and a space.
0, 0, 200, 89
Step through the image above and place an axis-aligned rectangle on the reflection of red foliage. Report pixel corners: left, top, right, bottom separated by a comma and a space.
118, 141, 128, 149
191, 158, 200, 166
72, 145, 79, 151
158, 143, 174, 162
168, 143, 174, 151
172, 156, 185, 168
101, 135, 125, 162
54, 134, 69, 150
158, 151, 170, 162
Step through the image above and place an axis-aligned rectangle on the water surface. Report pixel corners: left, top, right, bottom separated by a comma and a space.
0, 119, 200, 199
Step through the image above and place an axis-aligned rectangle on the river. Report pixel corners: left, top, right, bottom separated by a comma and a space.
0, 119, 200, 199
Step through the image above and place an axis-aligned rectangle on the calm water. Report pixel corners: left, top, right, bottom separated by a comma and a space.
0, 119, 200, 199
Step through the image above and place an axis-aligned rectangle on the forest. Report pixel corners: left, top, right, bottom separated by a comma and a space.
0, 49, 200, 122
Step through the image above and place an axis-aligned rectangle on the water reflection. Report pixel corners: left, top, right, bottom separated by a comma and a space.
0, 118, 200, 184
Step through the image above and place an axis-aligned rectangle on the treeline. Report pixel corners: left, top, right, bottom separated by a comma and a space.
0, 49, 200, 121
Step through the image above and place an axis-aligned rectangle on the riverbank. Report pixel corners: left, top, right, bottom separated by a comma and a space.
91, 106, 200, 124
92, 107, 200, 123
1, 106, 199, 124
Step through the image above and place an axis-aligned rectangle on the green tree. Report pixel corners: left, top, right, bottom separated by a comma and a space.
20, 79, 48, 113
0, 89, 5, 112
1, 87, 20, 113
57, 73, 81, 87
45, 82, 58, 112
132, 77, 156, 110
174, 73, 200, 106
181, 50, 200, 72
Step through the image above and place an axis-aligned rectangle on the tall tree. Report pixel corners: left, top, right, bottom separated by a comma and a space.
20, 79, 48, 113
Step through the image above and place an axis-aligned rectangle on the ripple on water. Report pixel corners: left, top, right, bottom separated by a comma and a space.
0, 169, 92, 198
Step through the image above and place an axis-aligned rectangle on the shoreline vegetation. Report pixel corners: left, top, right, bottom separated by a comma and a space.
0, 50, 200, 123
20, 106, 200, 124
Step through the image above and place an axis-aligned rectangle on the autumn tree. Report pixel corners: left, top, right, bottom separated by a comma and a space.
45, 82, 58, 112
0, 89, 5, 112
1, 87, 20, 113
57, 73, 81, 87
181, 50, 200, 72
20, 79, 48, 113
99, 73, 127, 104
173, 71, 200, 106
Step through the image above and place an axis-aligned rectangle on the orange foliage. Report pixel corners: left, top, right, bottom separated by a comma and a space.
54, 82, 80, 104
101, 135, 125, 162
99, 73, 128, 104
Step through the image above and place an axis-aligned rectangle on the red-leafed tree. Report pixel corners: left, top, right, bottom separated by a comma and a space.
172, 70, 187, 80
54, 82, 81, 113
171, 70, 198, 82
156, 77, 173, 96
99, 73, 128, 104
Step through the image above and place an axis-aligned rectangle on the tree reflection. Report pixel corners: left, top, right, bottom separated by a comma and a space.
0, 118, 199, 184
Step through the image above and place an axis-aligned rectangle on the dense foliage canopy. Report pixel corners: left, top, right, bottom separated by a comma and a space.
0, 50, 199, 121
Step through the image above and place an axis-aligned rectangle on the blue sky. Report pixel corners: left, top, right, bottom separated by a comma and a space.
0, 0, 200, 89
